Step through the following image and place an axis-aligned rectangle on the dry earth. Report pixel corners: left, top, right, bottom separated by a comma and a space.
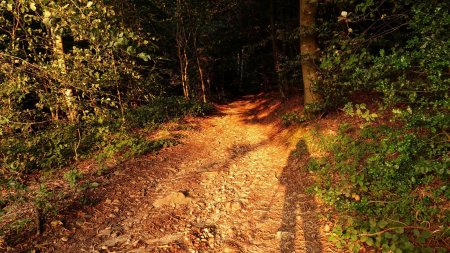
24, 93, 335, 253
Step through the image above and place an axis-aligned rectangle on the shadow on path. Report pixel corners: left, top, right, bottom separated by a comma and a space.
279, 140, 323, 253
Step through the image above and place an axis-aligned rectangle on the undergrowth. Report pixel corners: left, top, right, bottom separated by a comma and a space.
0, 97, 212, 243
306, 1, 450, 251
298, 104, 449, 252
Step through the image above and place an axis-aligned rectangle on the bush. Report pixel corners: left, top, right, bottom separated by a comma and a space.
307, 1, 450, 250
281, 112, 306, 126
125, 97, 214, 128
304, 107, 449, 252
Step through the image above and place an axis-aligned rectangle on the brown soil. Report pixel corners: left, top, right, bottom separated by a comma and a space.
15, 93, 335, 252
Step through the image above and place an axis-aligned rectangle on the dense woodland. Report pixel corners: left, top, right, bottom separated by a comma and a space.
0, 0, 449, 252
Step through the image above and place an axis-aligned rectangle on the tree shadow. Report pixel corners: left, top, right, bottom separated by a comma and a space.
279, 140, 323, 253
237, 93, 283, 125
196, 142, 266, 174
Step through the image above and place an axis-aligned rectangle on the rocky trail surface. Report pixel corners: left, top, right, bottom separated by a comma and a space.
31, 94, 334, 253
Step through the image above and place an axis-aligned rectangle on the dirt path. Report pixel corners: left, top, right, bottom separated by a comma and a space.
33, 94, 332, 253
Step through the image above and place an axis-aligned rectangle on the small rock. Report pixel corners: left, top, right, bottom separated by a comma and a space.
153, 192, 192, 208
103, 235, 129, 247
114, 171, 125, 176
224, 247, 233, 253
231, 202, 241, 211
97, 227, 111, 237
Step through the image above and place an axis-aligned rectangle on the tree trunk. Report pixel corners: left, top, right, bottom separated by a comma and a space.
52, 30, 77, 122
300, 0, 320, 105
183, 48, 190, 98
270, 0, 286, 98
176, 0, 190, 98
194, 39, 207, 103
197, 58, 207, 103
177, 45, 189, 98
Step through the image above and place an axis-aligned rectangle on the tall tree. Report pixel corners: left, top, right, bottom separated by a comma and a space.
299, 0, 320, 106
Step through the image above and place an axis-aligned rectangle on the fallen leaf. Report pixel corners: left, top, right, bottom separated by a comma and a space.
51, 220, 63, 228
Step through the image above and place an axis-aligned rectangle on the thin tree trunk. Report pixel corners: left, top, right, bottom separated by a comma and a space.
193, 37, 207, 103
300, 0, 320, 105
177, 46, 185, 96
183, 48, 190, 98
177, 44, 189, 98
52, 30, 77, 122
197, 59, 207, 103
176, 0, 190, 98
270, 0, 285, 98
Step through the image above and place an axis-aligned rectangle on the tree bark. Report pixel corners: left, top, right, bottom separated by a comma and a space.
183, 48, 190, 98
52, 29, 77, 122
300, 0, 320, 105
177, 45, 190, 98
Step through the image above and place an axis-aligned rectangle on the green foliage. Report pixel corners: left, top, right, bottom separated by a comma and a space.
305, 113, 449, 251
304, 102, 326, 115
281, 112, 306, 126
0, 96, 202, 176
0, 0, 159, 129
305, 1, 450, 250
1, 219, 33, 236
317, 1, 449, 109
64, 169, 82, 188
34, 184, 55, 214
343, 103, 379, 122
2, 124, 82, 170
94, 132, 179, 167
125, 97, 213, 128
0, 0, 174, 177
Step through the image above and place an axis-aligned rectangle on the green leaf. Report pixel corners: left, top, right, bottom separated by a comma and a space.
87, 1, 93, 8
394, 227, 404, 234
369, 219, 377, 228
421, 230, 431, 239
360, 236, 369, 242
378, 220, 388, 228
353, 243, 361, 253
138, 52, 150, 62
366, 237, 374, 246
30, 3, 37, 11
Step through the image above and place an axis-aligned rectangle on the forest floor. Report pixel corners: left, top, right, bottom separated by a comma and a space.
20, 93, 338, 252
